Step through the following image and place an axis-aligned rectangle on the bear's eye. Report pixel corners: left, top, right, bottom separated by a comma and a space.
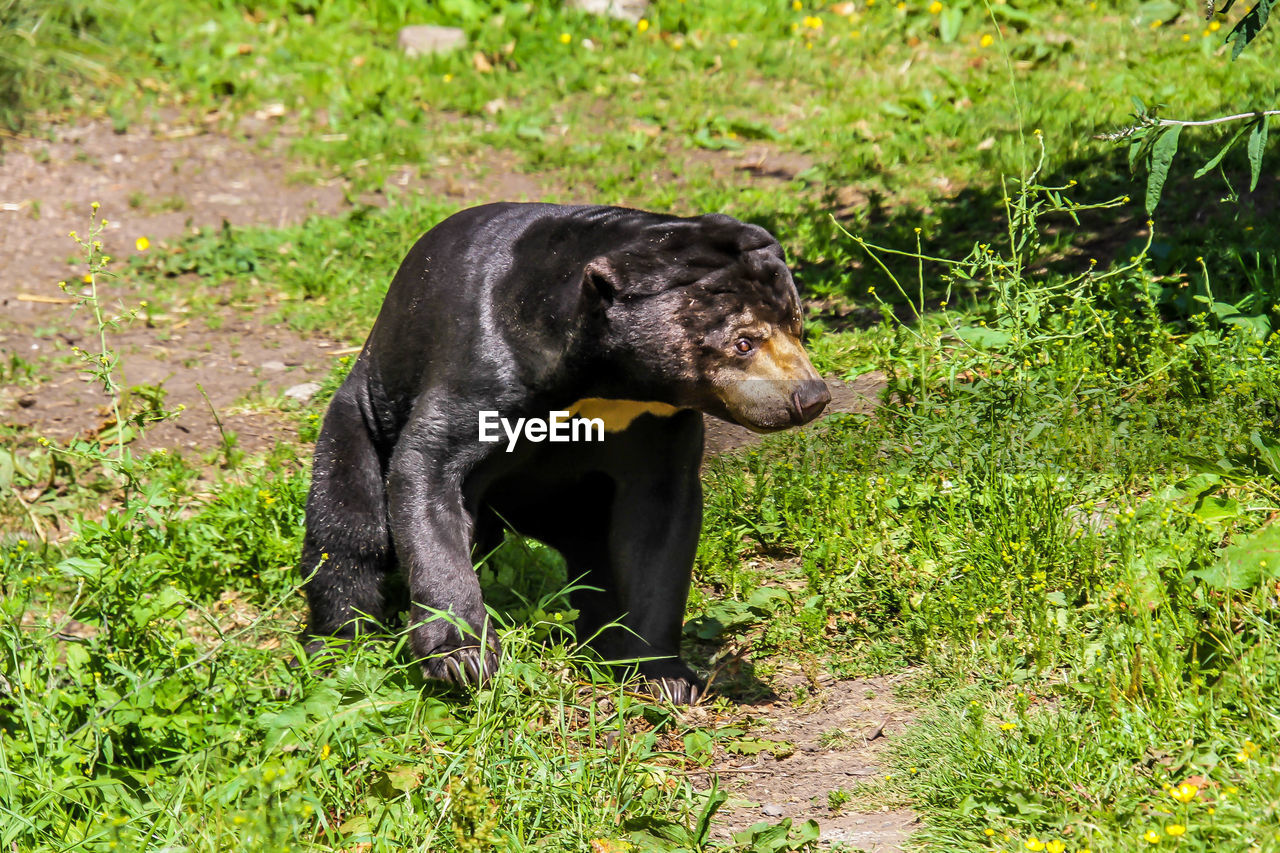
734, 337, 755, 355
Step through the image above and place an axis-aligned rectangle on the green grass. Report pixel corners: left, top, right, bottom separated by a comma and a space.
0, 0, 104, 130
3, 1, 1280, 851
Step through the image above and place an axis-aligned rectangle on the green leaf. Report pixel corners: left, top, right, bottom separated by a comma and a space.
1190, 523, 1280, 590
1193, 495, 1241, 526
939, 6, 964, 42
1193, 120, 1252, 178
1128, 127, 1157, 176
1247, 115, 1269, 192
747, 586, 791, 613
1145, 124, 1181, 214
684, 730, 714, 766
385, 766, 420, 793
693, 782, 727, 846
725, 737, 795, 758
338, 815, 371, 837
727, 119, 781, 141
1221, 311, 1272, 341
1250, 431, 1280, 481
623, 816, 692, 850
1225, 0, 1275, 59
953, 326, 1013, 350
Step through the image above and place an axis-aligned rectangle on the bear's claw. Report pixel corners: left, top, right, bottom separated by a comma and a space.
646, 675, 702, 705
422, 644, 500, 689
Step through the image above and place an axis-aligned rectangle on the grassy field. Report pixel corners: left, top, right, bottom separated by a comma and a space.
3, 0, 1280, 851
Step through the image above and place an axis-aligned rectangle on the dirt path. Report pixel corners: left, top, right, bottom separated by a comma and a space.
0, 117, 547, 455
694, 373, 918, 852
693, 674, 917, 851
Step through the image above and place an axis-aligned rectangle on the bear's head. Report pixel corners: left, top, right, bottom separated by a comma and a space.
585, 213, 830, 433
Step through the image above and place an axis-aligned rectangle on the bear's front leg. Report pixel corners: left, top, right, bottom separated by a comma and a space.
605, 474, 704, 703
595, 413, 706, 704
387, 444, 499, 688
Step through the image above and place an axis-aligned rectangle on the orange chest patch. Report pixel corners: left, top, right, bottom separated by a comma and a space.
566, 398, 682, 432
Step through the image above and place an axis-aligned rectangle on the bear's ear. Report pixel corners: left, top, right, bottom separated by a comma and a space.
582, 257, 623, 303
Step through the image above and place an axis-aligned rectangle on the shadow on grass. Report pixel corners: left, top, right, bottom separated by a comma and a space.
748, 143, 1280, 331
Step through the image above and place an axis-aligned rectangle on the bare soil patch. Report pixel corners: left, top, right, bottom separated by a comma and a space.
0, 117, 550, 455
693, 673, 918, 851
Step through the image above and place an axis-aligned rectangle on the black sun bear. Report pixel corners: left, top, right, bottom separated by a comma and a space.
299, 202, 830, 703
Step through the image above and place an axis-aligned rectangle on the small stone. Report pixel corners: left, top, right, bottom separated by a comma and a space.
261, 360, 287, 372
284, 382, 323, 404
565, 0, 649, 22
761, 804, 784, 818
17, 395, 36, 408
398, 25, 466, 57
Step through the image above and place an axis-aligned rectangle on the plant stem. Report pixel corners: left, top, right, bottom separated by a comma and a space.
1155, 109, 1280, 128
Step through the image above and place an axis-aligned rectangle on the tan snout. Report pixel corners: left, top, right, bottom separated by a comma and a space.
716, 333, 831, 433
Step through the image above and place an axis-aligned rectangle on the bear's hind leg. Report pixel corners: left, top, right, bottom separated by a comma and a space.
301, 387, 395, 648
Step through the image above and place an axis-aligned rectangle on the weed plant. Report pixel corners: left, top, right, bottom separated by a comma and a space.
693, 146, 1280, 850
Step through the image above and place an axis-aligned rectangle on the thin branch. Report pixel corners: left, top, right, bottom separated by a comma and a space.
1097, 109, 1280, 141
8, 488, 47, 544
1154, 110, 1280, 128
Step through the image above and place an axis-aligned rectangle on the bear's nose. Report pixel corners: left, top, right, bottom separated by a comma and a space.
790, 380, 831, 425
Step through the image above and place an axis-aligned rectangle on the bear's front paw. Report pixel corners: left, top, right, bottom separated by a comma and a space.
419, 642, 501, 689
640, 661, 704, 704
646, 675, 702, 704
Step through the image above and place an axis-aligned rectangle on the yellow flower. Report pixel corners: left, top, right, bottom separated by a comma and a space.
1165, 825, 1186, 837
1169, 783, 1198, 804
1209, 20, 1220, 31
803, 15, 823, 28
980, 33, 994, 47
1046, 842, 1065, 853
136, 236, 150, 252
320, 743, 331, 760
929, 1, 942, 12
1025, 839, 1045, 852
82, 273, 93, 283
1000, 722, 1018, 731
729, 37, 739, 47
792, 0, 802, 9
637, 18, 649, 32
984, 828, 996, 837
1143, 829, 1161, 843
559, 32, 571, 44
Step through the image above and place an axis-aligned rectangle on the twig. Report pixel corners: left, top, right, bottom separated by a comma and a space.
8, 488, 47, 545
197, 383, 236, 470
1152, 110, 1280, 128
1096, 109, 1280, 141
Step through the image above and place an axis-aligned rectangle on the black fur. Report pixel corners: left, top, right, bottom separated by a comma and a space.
300, 203, 828, 703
